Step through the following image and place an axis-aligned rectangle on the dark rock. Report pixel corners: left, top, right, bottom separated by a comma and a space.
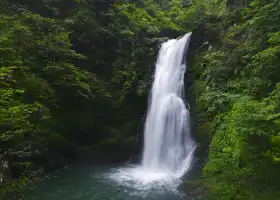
27, 166, 44, 177
183, 181, 208, 200
0, 154, 11, 187
43, 151, 70, 172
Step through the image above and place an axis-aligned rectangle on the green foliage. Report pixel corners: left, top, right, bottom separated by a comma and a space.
0, 0, 183, 197
191, 0, 280, 199
3, 0, 280, 199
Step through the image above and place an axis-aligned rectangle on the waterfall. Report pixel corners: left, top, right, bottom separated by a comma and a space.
108, 34, 195, 193
142, 33, 195, 177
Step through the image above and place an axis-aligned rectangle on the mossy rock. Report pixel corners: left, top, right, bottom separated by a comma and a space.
182, 180, 208, 200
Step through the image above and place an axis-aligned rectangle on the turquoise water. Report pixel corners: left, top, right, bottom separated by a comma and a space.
25, 165, 195, 200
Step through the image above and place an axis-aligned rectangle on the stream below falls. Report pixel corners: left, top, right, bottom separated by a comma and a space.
24, 164, 200, 200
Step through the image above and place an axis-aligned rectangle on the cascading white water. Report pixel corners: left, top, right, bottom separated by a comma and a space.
107, 33, 195, 194
142, 33, 195, 177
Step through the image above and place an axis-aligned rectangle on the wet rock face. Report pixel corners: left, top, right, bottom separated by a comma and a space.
0, 155, 11, 187
183, 181, 208, 200
2, 142, 70, 181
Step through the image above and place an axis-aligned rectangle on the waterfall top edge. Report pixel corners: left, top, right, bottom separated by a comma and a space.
177, 32, 192, 40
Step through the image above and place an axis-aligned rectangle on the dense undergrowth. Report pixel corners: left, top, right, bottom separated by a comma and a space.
1, 0, 280, 199
0, 0, 183, 197
191, 0, 280, 199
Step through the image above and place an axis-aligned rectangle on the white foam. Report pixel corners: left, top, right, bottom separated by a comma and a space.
106, 34, 195, 197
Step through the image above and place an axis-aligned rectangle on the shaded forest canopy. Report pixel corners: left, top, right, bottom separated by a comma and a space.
1, 0, 280, 199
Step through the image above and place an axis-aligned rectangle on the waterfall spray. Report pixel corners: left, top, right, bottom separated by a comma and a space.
142, 33, 195, 177
109, 33, 195, 193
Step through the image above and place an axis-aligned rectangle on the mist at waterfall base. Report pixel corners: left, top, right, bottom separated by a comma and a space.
108, 32, 195, 195
25, 34, 196, 200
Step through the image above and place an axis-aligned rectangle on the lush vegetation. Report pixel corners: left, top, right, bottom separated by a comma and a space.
0, 0, 183, 197
1, 0, 280, 199
190, 0, 280, 199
